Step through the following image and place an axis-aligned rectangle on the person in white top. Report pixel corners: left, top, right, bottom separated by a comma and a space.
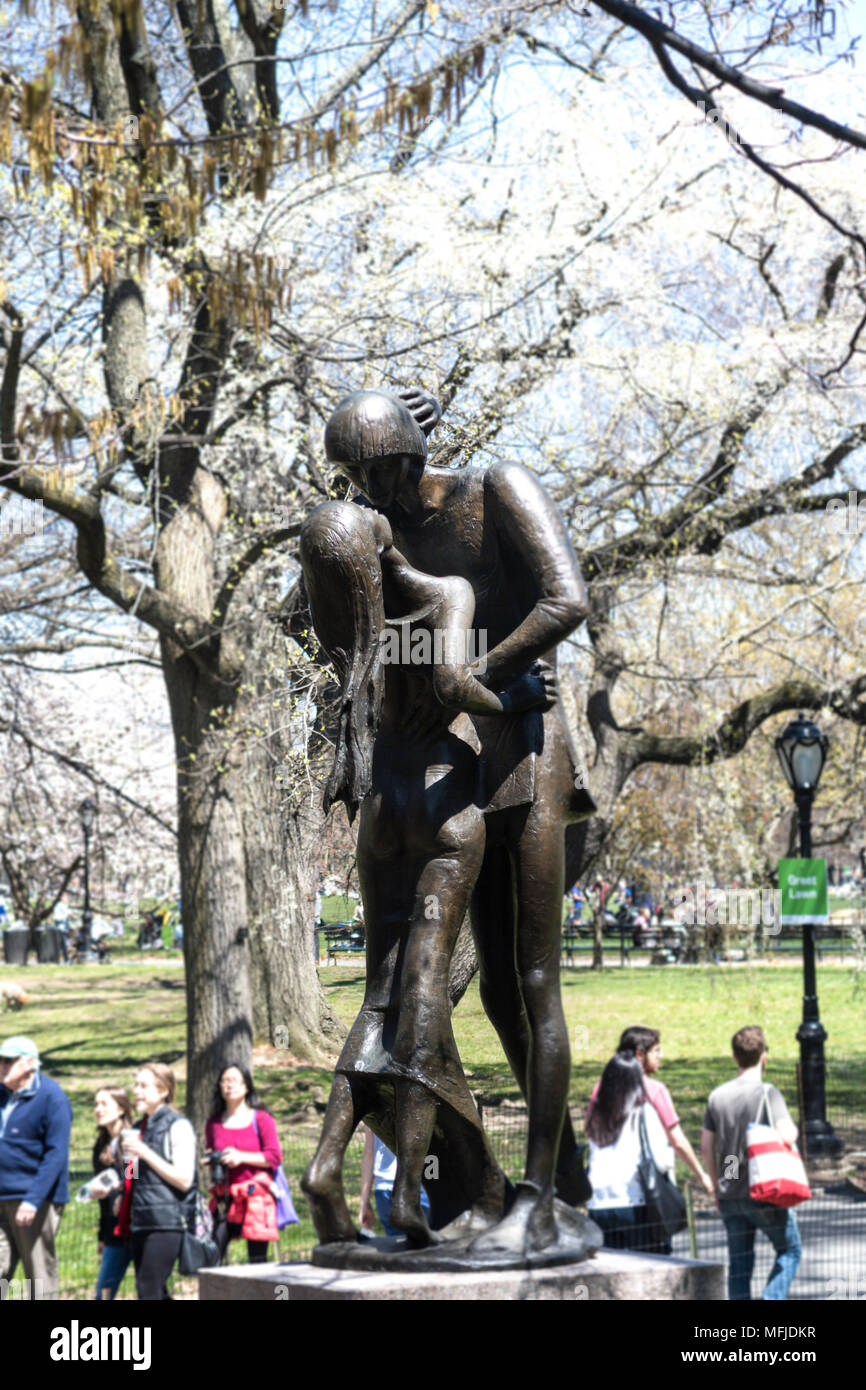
120, 1064, 195, 1300
52, 892, 71, 963
358, 1124, 432, 1239
586, 1052, 676, 1254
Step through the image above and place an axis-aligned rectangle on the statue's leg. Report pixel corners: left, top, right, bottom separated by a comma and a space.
379, 787, 504, 1242
390, 1080, 442, 1247
471, 823, 585, 1206
470, 802, 570, 1255
301, 1073, 367, 1244
469, 835, 530, 1090
512, 802, 570, 1206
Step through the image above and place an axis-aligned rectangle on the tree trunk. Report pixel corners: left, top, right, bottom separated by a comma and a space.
162, 652, 253, 1135
592, 902, 604, 970
237, 612, 342, 1058
154, 459, 257, 1134
244, 795, 344, 1057
565, 819, 593, 892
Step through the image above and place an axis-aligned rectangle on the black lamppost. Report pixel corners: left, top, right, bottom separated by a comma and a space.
774, 714, 842, 1158
77, 797, 98, 964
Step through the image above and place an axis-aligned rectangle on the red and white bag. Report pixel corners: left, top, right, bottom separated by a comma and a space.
747, 1085, 811, 1208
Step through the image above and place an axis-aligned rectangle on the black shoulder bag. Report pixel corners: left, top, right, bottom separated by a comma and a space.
168, 1121, 221, 1276
179, 1187, 221, 1275
637, 1107, 687, 1239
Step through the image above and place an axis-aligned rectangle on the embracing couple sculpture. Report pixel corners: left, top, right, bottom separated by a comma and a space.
299, 387, 599, 1267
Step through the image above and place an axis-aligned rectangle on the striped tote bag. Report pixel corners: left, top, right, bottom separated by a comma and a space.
747, 1085, 811, 1208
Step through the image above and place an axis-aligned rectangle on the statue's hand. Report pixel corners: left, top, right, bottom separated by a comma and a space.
399, 386, 442, 437
363, 509, 393, 552
432, 664, 478, 710
502, 661, 558, 713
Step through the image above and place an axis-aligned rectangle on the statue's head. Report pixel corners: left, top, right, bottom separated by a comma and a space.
324, 391, 427, 508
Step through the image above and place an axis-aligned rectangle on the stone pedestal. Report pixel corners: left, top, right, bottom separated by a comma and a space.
199, 1250, 724, 1301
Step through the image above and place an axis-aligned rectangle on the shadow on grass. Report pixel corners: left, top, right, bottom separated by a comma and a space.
42, 1044, 185, 1075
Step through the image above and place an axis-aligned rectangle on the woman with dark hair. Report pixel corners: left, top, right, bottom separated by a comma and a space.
597, 1025, 713, 1197
586, 1052, 675, 1253
90, 1086, 134, 1299
204, 1064, 282, 1264
116, 1064, 196, 1300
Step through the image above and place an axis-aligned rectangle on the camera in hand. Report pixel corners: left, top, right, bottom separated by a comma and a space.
205, 1149, 229, 1183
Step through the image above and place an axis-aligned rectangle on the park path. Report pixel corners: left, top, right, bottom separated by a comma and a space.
673, 1190, 866, 1300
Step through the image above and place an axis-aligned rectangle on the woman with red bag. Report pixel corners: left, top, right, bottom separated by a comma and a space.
204, 1065, 282, 1264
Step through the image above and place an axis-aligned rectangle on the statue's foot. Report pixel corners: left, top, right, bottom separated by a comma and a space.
436, 1186, 508, 1243
468, 1181, 556, 1258
389, 1191, 444, 1248
301, 1160, 358, 1245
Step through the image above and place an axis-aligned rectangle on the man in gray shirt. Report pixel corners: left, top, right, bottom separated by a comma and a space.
702, 1025, 802, 1300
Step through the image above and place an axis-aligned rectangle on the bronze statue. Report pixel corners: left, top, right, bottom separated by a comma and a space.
300, 388, 598, 1267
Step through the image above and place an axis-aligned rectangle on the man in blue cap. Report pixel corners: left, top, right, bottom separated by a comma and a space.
0, 1036, 72, 1299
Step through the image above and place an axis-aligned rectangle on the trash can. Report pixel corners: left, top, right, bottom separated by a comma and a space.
3, 927, 29, 966
36, 925, 61, 964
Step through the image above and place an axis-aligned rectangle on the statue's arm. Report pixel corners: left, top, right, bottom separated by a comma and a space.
478, 461, 588, 685
378, 530, 555, 718
433, 662, 557, 716
377, 539, 503, 712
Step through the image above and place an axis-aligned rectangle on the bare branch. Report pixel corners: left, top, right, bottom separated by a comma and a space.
592, 0, 866, 152
627, 674, 866, 771
0, 467, 240, 683
0, 714, 177, 837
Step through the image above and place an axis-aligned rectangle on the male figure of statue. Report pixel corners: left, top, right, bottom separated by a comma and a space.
321, 387, 595, 1257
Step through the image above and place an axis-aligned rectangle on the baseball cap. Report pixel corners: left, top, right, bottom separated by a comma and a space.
0, 1036, 39, 1061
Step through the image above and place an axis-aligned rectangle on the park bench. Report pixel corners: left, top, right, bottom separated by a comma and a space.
763, 924, 853, 961
323, 923, 366, 965
561, 930, 585, 966
561, 928, 630, 965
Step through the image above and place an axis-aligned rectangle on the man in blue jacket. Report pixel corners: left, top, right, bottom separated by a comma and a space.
0, 1036, 72, 1299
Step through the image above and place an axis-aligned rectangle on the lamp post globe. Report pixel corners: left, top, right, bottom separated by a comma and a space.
774, 713, 829, 812
774, 714, 841, 1159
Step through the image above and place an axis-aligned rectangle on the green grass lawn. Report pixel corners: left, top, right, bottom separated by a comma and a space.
315, 961, 866, 1137
3, 956, 864, 1296
320, 895, 356, 923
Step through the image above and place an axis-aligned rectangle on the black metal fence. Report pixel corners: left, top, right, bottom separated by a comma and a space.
5, 1066, 864, 1300
479, 1075, 866, 1303
2, 1127, 362, 1300
562, 918, 866, 967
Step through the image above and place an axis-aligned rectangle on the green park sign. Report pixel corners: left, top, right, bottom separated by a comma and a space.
778, 858, 828, 925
